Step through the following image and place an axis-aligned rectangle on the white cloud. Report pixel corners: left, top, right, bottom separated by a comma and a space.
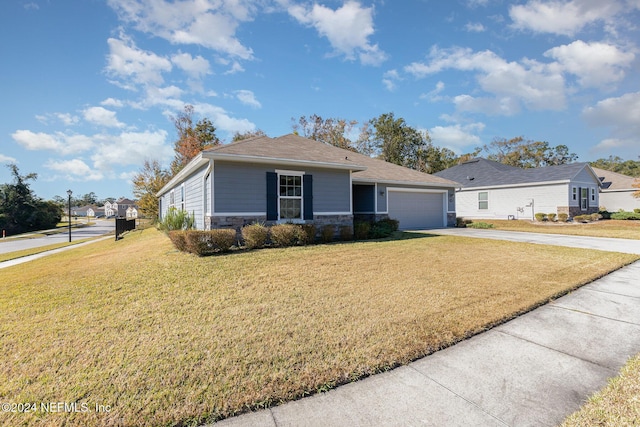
420, 81, 446, 102
583, 91, 640, 152
223, 61, 245, 75
465, 22, 486, 32
382, 69, 400, 91
105, 34, 172, 89
101, 98, 125, 108
90, 129, 172, 170
509, 0, 628, 36
45, 159, 104, 181
0, 154, 17, 163
544, 40, 635, 88
171, 51, 211, 83
35, 113, 80, 126
107, 0, 255, 59
83, 106, 125, 128
235, 90, 261, 108
405, 46, 566, 114
12, 130, 92, 154
430, 122, 485, 151
288, 1, 387, 65
194, 103, 256, 135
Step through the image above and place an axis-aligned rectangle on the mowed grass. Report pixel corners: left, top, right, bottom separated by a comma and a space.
561, 353, 640, 427
474, 219, 640, 239
0, 239, 93, 263
0, 228, 637, 427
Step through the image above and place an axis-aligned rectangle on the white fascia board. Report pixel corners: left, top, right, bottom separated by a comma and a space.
352, 178, 457, 189
457, 179, 569, 191
207, 152, 367, 172
157, 154, 208, 196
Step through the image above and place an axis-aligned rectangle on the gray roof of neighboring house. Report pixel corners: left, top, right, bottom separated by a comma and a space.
159, 134, 458, 195
434, 158, 597, 189
591, 167, 639, 191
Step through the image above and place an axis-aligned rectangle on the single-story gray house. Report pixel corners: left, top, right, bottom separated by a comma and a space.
592, 167, 640, 212
157, 134, 459, 230
434, 158, 601, 220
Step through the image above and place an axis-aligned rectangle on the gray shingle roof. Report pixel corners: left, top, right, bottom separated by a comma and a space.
592, 167, 639, 191
205, 134, 458, 187
434, 157, 594, 188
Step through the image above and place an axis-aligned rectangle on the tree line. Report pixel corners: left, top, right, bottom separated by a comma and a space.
132, 105, 639, 220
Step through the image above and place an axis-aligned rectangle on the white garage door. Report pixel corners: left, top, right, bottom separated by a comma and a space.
388, 190, 444, 229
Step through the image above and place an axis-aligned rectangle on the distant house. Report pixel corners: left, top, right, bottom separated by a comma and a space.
157, 134, 459, 231
592, 167, 640, 212
104, 198, 138, 218
126, 206, 138, 219
71, 205, 97, 217
103, 202, 116, 217
435, 158, 601, 220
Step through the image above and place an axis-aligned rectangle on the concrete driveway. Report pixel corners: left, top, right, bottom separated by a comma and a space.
212, 230, 640, 427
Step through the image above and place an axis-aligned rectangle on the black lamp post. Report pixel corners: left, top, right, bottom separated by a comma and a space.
67, 189, 72, 242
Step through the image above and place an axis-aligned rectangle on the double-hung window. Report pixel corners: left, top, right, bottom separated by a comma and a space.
581, 188, 588, 210
591, 187, 596, 203
478, 192, 488, 210
572, 187, 577, 201
279, 174, 303, 220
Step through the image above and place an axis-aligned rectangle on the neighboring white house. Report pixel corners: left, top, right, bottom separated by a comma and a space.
591, 167, 640, 212
434, 158, 601, 220
126, 206, 138, 219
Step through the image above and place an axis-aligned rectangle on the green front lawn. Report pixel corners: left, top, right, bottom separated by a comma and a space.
0, 228, 637, 426
470, 219, 640, 239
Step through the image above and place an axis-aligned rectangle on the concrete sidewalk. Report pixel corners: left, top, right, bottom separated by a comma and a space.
0, 236, 113, 269
212, 232, 640, 427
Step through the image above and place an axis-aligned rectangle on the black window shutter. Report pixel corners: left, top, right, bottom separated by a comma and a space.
266, 172, 278, 220
303, 174, 313, 220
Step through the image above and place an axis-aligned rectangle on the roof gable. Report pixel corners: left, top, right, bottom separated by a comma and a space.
592, 167, 639, 191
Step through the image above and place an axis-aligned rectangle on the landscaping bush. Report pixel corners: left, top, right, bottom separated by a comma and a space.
168, 230, 188, 252
270, 223, 300, 247
456, 217, 472, 228
369, 219, 397, 239
590, 213, 602, 221
158, 207, 195, 231
534, 212, 547, 222
573, 215, 589, 223
319, 225, 335, 243
339, 225, 353, 241
467, 222, 494, 229
599, 210, 611, 219
298, 224, 316, 245
241, 222, 269, 249
354, 221, 370, 240
185, 229, 236, 256
635, 208, 640, 214
558, 213, 568, 222
547, 213, 556, 222
611, 211, 640, 220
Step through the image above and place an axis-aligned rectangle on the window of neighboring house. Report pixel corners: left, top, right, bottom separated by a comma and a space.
581, 188, 588, 210
180, 185, 185, 211
591, 187, 596, 202
279, 174, 303, 220
572, 187, 577, 201
478, 192, 488, 210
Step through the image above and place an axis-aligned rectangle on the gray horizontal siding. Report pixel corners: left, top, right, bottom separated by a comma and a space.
213, 161, 351, 214
184, 166, 206, 229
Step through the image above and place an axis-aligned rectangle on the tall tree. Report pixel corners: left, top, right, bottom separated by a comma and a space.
589, 155, 640, 177
232, 129, 267, 142
292, 114, 358, 151
481, 137, 578, 168
0, 164, 60, 235
132, 160, 170, 222
170, 105, 220, 175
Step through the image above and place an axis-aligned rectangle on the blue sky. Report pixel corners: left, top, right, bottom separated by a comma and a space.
1, 0, 639, 201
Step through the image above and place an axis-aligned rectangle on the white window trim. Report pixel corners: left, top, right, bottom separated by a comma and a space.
276, 170, 305, 222
580, 188, 588, 211
180, 184, 185, 211
572, 186, 577, 201
590, 187, 596, 202
478, 191, 489, 210
169, 190, 175, 209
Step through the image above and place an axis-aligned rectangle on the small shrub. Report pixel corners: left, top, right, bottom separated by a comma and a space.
159, 207, 195, 231
369, 219, 396, 239
320, 225, 336, 243
590, 213, 602, 221
339, 225, 353, 241
298, 224, 316, 245
547, 213, 556, 222
168, 230, 188, 252
467, 222, 494, 229
270, 223, 300, 247
558, 213, 568, 222
354, 221, 370, 240
534, 212, 546, 222
242, 222, 269, 249
599, 210, 611, 219
456, 217, 471, 228
634, 208, 640, 214
573, 215, 589, 223
611, 211, 640, 220
185, 229, 236, 256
